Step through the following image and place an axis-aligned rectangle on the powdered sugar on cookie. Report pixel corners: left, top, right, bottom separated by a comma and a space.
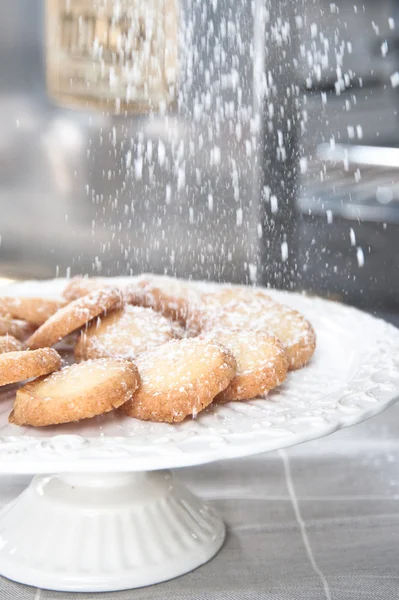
75, 305, 176, 361
120, 338, 236, 422
27, 287, 122, 349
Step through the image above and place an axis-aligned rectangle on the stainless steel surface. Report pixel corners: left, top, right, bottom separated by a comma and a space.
299, 144, 399, 224
295, 91, 399, 307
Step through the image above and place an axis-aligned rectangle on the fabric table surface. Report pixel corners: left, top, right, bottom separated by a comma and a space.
1, 396, 399, 600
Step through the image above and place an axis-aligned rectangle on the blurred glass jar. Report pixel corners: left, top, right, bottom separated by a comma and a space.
45, 0, 178, 112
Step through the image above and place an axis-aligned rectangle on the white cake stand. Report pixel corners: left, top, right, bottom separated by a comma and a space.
0, 279, 399, 593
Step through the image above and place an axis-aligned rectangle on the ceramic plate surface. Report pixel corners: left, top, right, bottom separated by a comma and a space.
0, 278, 398, 474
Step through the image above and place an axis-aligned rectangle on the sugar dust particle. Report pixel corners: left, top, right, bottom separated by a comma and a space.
300, 157, 308, 174
177, 167, 186, 190
326, 210, 333, 224
391, 72, 399, 87
389, 17, 395, 29
208, 194, 214, 211
248, 263, 257, 283
281, 241, 288, 262
135, 157, 143, 180
165, 185, 171, 205
381, 41, 388, 57
350, 228, 356, 246
236, 208, 243, 226
310, 23, 318, 38
270, 195, 278, 214
347, 125, 355, 139
158, 141, 166, 166
211, 146, 221, 166
372, 21, 380, 35
356, 247, 364, 267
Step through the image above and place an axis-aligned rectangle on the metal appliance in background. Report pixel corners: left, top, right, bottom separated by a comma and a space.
289, 0, 399, 314
296, 142, 399, 310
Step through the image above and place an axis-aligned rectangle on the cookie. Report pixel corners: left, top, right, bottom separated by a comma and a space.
120, 338, 237, 422
201, 329, 289, 402
27, 288, 122, 350
0, 348, 61, 387
133, 275, 200, 325
63, 276, 147, 308
64, 275, 198, 325
63, 277, 106, 302
197, 286, 272, 307
189, 290, 316, 370
0, 335, 25, 353
0, 316, 35, 340
186, 287, 272, 336
75, 305, 176, 361
9, 358, 139, 427
0, 297, 66, 326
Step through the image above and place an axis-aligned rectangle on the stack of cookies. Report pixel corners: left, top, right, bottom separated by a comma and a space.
0, 276, 316, 427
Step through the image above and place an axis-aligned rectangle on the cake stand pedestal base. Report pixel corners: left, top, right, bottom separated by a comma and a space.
0, 471, 225, 592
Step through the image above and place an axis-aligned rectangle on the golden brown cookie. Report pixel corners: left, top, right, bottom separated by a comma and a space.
188, 290, 316, 370
75, 305, 176, 361
9, 358, 139, 427
133, 275, 201, 325
198, 286, 272, 307
0, 335, 25, 353
185, 287, 271, 337
0, 297, 66, 326
120, 338, 237, 423
0, 316, 35, 340
200, 329, 289, 402
27, 288, 122, 350
63, 277, 106, 302
63, 275, 197, 324
0, 348, 61, 387
63, 276, 144, 307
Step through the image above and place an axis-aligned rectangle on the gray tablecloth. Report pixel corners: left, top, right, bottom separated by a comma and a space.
2, 400, 399, 600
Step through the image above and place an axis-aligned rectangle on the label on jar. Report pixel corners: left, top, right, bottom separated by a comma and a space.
45, 0, 178, 112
